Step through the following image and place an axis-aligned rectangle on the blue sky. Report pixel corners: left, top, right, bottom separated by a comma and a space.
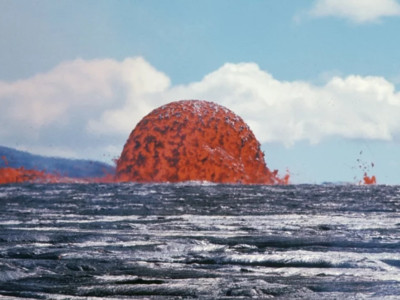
1, 0, 400, 184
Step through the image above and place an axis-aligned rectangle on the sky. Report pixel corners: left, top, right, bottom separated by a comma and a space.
1, 0, 400, 184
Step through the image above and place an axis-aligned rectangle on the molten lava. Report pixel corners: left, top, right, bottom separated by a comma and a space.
116, 100, 287, 184
0, 167, 59, 184
356, 155, 377, 185
0, 166, 115, 184
363, 173, 376, 185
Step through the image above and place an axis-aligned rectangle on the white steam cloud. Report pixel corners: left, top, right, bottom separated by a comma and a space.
309, 0, 400, 23
1, 57, 399, 161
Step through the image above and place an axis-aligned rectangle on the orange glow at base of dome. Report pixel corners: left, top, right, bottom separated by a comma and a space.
0, 167, 59, 184
116, 100, 288, 184
0, 166, 115, 184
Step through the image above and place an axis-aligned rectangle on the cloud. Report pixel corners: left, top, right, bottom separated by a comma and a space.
309, 0, 400, 23
0, 57, 170, 160
1, 57, 400, 162
166, 63, 400, 145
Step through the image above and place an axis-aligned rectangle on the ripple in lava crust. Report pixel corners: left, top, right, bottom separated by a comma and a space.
116, 100, 283, 184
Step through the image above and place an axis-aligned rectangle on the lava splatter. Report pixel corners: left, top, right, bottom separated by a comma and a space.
363, 173, 376, 185
356, 151, 377, 185
0, 167, 59, 184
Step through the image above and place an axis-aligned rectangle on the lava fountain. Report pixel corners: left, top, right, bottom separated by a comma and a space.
363, 173, 376, 185
116, 100, 288, 184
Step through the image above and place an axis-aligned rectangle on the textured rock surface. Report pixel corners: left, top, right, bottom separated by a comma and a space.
116, 100, 286, 184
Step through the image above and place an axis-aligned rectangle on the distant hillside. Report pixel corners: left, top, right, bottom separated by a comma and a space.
0, 146, 115, 178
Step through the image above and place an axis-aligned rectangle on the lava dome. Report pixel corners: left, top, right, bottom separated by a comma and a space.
116, 100, 286, 184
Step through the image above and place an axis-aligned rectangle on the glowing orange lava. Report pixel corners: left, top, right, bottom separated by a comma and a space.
356, 155, 377, 185
116, 100, 288, 184
0, 166, 115, 184
0, 167, 59, 184
363, 173, 376, 185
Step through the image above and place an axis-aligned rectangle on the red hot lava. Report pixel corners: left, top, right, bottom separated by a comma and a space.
0, 166, 115, 184
356, 154, 377, 185
363, 173, 376, 185
0, 167, 59, 184
116, 100, 288, 184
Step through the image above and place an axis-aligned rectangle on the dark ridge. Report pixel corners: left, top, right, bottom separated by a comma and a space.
78, 286, 196, 297
0, 145, 114, 178
114, 278, 165, 285
203, 235, 400, 251
382, 260, 400, 268
185, 257, 345, 269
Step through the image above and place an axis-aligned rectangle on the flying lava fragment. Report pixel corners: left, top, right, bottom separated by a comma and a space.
116, 100, 288, 184
356, 154, 377, 185
363, 173, 376, 185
